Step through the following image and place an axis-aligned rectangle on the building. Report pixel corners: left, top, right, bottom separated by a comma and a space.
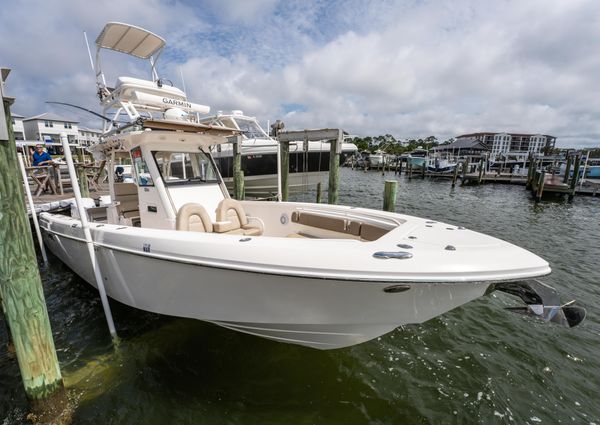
430, 139, 489, 156
455, 132, 556, 159
23, 112, 79, 145
11, 112, 25, 140
78, 126, 103, 146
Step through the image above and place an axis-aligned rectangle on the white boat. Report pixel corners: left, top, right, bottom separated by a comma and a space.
200, 111, 358, 196
39, 23, 584, 350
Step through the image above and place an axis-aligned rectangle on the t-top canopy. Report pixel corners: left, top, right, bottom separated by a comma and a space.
95, 22, 166, 59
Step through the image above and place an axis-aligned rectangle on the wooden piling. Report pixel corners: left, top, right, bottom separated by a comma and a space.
76, 149, 89, 198
383, 180, 398, 212
421, 163, 426, 178
327, 134, 340, 204
477, 157, 484, 184
316, 181, 322, 203
536, 170, 546, 201
0, 96, 69, 418
452, 161, 460, 187
563, 154, 572, 184
569, 154, 581, 201
280, 140, 290, 201
461, 158, 469, 185
231, 135, 243, 200
239, 170, 245, 200
526, 155, 535, 188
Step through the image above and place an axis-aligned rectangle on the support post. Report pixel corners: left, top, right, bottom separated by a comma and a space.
76, 148, 89, 198
239, 170, 245, 200
1, 93, 68, 414
461, 158, 469, 185
526, 155, 535, 189
421, 162, 426, 178
452, 161, 460, 187
478, 157, 484, 184
232, 135, 243, 200
280, 140, 289, 202
60, 134, 117, 340
569, 154, 581, 201
327, 132, 341, 204
316, 181, 322, 203
383, 180, 398, 212
563, 154, 572, 184
536, 170, 546, 202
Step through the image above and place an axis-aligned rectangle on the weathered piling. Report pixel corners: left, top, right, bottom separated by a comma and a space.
328, 133, 341, 204
421, 163, 426, 178
232, 135, 243, 200
535, 170, 546, 201
563, 154, 572, 184
0, 83, 69, 422
569, 154, 581, 201
396, 159, 402, 175
76, 149, 90, 198
526, 156, 535, 189
316, 181, 322, 203
461, 158, 469, 186
238, 170, 245, 200
477, 157, 485, 184
280, 140, 290, 201
452, 161, 460, 187
383, 180, 398, 212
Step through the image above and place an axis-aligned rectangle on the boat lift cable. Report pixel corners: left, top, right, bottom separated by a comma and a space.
60, 133, 118, 341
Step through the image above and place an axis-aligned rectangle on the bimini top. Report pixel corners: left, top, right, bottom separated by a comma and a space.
95, 22, 165, 59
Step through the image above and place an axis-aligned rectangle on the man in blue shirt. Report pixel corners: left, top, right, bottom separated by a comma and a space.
32, 144, 53, 166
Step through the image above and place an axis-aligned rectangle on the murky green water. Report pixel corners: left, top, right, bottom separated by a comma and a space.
2, 168, 599, 424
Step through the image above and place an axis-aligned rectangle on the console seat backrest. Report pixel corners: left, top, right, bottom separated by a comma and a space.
176, 203, 213, 233
213, 199, 262, 236
114, 183, 139, 218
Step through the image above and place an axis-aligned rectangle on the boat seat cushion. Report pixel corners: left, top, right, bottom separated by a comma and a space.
291, 210, 391, 241
176, 203, 213, 232
214, 199, 262, 235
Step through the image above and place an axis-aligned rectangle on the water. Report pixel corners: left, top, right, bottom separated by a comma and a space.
2, 168, 599, 424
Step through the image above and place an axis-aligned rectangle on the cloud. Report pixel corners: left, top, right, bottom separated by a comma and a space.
2, 0, 600, 147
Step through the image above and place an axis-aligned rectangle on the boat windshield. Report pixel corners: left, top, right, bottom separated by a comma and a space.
234, 118, 266, 139
152, 150, 220, 185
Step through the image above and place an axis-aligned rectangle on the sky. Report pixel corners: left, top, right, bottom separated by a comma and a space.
1, 0, 599, 148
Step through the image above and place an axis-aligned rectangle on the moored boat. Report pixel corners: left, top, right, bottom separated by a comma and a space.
38, 22, 584, 350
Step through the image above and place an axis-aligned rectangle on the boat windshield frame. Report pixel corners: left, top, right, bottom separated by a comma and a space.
151, 149, 223, 186
232, 117, 268, 139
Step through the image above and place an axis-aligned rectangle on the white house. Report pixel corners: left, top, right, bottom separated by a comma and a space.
78, 126, 103, 146
11, 112, 25, 140
23, 112, 79, 145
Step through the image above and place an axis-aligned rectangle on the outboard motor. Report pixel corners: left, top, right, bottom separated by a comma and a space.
493, 280, 586, 328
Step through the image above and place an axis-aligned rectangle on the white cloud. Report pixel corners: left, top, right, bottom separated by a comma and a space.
2, 0, 600, 147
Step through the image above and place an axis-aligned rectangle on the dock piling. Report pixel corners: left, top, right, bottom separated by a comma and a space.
452, 161, 460, 187
1, 88, 69, 421
327, 132, 341, 204
569, 154, 581, 201
383, 180, 398, 212
279, 140, 290, 202
563, 154, 572, 184
76, 149, 90, 198
232, 135, 243, 200
316, 181, 322, 203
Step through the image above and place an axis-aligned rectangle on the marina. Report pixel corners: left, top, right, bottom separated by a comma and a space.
2, 168, 599, 424
1, 4, 600, 425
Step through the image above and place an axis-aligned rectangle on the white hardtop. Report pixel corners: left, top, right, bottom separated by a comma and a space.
96, 22, 165, 59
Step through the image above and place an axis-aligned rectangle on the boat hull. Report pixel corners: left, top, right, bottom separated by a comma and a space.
41, 220, 490, 349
